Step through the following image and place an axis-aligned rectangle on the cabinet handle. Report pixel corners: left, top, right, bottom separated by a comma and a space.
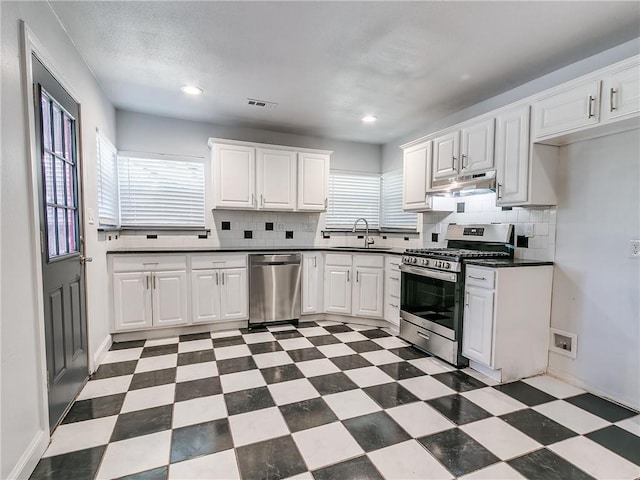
610, 88, 617, 112
390, 262, 400, 266
221, 272, 225, 285
347, 270, 350, 282
146, 275, 149, 290
324, 198, 328, 209
215, 272, 219, 285
497, 183, 503, 200
390, 303, 399, 308
314, 257, 317, 268
390, 276, 399, 281
417, 331, 430, 341
153, 274, 156, 289
468, 275, 486, 281
356, 271, 360, 283
461, 153, 467, 169
587, 95, 595, 118
260, 194, 264, 207
465, 291, 470, 307
452, 156, 457, 172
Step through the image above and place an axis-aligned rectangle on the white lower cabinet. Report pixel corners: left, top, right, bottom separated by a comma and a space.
219, 268, 248, 320
324, 265, 352, 314
462, 264, 553, 382
352, 267, 384, 318
383, 256, 401, 329
302, 252, 323, 314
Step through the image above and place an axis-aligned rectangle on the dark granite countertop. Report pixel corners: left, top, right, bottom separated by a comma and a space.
107, 246, 405, 256
465, 258, 554, 268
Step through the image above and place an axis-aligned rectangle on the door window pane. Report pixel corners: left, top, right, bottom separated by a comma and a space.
55, 158, 65, 205
52, 104, 63, 157
64, 115, 73, 161
65, 163, 74, 207
41, 96, 51, 151
67, 209, 76, 252
47, 207, 57, 258
57, 208, 68, 255
43, 153, 54, 204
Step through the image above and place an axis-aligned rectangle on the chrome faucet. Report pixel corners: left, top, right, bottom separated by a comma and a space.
352, 218, 375, 248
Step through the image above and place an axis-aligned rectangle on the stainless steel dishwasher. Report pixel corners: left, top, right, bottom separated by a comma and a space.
249, 253, 301, 326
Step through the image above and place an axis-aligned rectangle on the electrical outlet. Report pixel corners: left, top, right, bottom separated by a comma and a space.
630, 240, 640, 258
525, 223, 534, 238
276, 223, 285, 231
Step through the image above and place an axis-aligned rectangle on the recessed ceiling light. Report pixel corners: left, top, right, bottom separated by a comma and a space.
362, 115, 377, 123
181, 85, 203, 95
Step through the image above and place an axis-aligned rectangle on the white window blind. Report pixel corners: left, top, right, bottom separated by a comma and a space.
326, 172, 380, 229
381, 169, 417, 230
118, 155, 205, 228
96, 132, 119, 227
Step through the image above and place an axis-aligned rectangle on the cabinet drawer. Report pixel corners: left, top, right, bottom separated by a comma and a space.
354, 254, 384, 268
112, 255, 187, 272
325, 253, 352, 266
385, 255, 402, 271
191, 254, 247, 270
386, 273, 401, 298
465, 266, 495, 289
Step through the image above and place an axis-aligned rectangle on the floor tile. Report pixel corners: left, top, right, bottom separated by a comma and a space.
507, 447, 594, 480
398, 375, 456, 400
224, 386, 276, 415
102, 348, 143, 364
215, 344, 252, 360
273, 330, 304, 339
363, 382, 419, 409
268, 378, 319, 405
279, 397, 338, 433
616, 415, 640, 435
118, 465, 168, 480
408, 356, 456, 374
522, 375, 586, 398
97, 430, 172, 479
145, 337, 179, 347
141, 343, 179, 358
329, 354, 372, 370
287, 347, 326, 362
371, 336, 408, 349
121, 384, 176, 413
315, 320, 342, 327
344, 366, 394, 388
333, 331, 368, 343
248, 341, 284, 355
177, 338, 212, 353
278, 337, 315, 351
367, 439, 452, 480
345, 340, 383, 353
93, 360, 138, 380
308, 335, 341, 346
296, 358, 340, 377
323, 324, 353, 334
493, 381, 556, 406
129, 368, 176, 390
343, 411, 411, 452
211, 329, 242, 339
361, 329, 392, 339
216, 356, 257, 375
316, 343, 357, 358
387, 401, 456, 438
427, 394, 493, 426
499, 408, 578, 445
236, 435, 307, 480
292, 422, 364, 470
585, 425, 640, 465
323, 389, 382, 420
242, 331, 277, 344
360, 349, 403, 366
432, 370, 488, 392
111, 404, 173, 442
175, 376, 222, 402
388, 346, 428, 360
43, 415, 117, 457
168, 448, 239, 480
253, 351, 293, 368
170, 418, 234, 463
175, 361, 218, 382
312, 455, 384, 480
30, 445, 106, 480
460, 387, 528, 416
173, 394, 228, 428
110, 340, 146, 351
135, 354, 178, 373
228, 406, 289, 447
211, 336, 245, 348
178, 332, 212, 342
460, 417, 542, 460
62, 393, 125, 423
377, 361, 427, 380
177, 350, 215, 366
533, 399, 610, 434
261, 364, 305, 384
458, 461, 525, 479
308, 372, 359, 395
298, 326, 329, 337
564, 392, 637, 422
76, 375, 132, 400
418, 427, 499, 477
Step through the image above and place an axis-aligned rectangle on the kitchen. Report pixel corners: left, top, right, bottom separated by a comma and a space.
1, 2, 639, 479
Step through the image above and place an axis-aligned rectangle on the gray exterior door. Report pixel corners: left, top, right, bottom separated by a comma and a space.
32, 54, 89, 430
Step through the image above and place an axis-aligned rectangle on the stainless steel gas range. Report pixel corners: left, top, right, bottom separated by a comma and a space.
399, 224, 514, 366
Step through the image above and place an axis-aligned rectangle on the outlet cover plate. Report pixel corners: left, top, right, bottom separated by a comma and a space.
549, 328, 577, 359
630, 240, 640, 258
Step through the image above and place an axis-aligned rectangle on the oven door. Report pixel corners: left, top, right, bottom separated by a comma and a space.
400, 264, 462, 340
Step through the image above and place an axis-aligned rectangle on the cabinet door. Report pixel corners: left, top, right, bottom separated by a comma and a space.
256, 148, 296, 210
220, 268, 248, 320
323, 266, 351, 314
533, 80, 601, 139
191, 270, 221, 323
152, 271, 188, 327
353, 268, 384, 318
602, 64, 640, 122
402, 141, 431, 211
495, 106, 530, 205
432, 131, 459, 179
113, 272, 152, 331
462, 286, 494, 366
213, 143, 255, 209
302, 253, 322, 314
461, 118, 494, 174
298, 152, 329, 211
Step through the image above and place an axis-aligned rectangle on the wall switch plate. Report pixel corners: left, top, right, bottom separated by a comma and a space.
525, 223, 534, 238
276, 223, 285, 231
630, 240, 640, 258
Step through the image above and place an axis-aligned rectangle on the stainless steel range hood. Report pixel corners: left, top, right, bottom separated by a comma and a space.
427, 170, 496, 196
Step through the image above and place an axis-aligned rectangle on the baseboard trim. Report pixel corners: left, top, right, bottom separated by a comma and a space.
92, 334, 112, 374
7, 429, 48, 480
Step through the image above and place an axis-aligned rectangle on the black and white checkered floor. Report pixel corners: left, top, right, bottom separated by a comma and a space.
31, 321, 639, 480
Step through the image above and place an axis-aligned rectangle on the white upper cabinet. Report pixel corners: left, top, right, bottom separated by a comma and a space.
402, 141, 431, 210
297, 152, 330, 211
256, 148, 296, 210
213, 143, 256, 209
432, 131, 459, 180
602, 63, 640, 123
460, 118, 495, 174
495, 106, 530, 205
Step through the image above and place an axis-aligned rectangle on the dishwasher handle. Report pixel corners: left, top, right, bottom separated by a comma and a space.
249, 254, 301, 266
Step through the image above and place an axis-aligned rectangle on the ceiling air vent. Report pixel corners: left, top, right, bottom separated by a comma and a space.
246, 98, 278, 109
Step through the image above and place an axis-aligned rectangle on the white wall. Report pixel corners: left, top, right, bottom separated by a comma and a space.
548, 130, 640, 409
0, 2, 116, 478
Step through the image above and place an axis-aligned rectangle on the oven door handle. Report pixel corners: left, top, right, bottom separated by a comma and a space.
400, 264, 457, 282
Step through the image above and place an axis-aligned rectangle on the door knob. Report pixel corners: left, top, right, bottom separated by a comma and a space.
80, 255, 93, 265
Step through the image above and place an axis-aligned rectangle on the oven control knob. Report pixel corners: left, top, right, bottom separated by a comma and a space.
412, 257, 417, 264
422, 258, 428, 266
444, 262, 451, 270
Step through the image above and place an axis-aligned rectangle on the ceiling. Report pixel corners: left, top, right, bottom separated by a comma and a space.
49, 1, 640, 144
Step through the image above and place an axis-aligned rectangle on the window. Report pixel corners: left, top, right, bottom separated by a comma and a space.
96, 131, 119, 228
381, 169, 417, 230
118, 154, 205, 228
325, 172, 380, 229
